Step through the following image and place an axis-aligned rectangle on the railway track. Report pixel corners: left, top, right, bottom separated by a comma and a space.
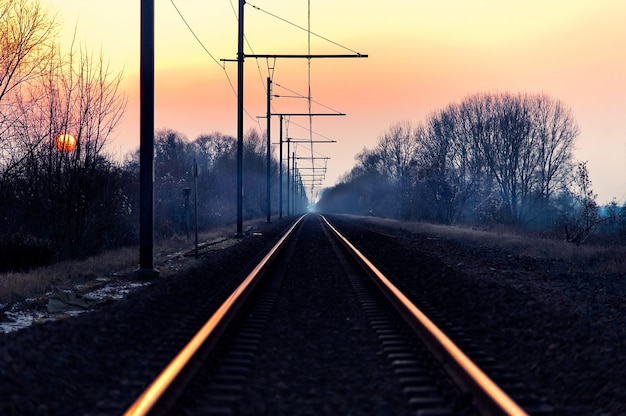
125, 214, 528, 415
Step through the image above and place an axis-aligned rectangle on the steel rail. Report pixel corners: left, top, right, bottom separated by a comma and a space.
124, 215, 307, 416
321, 215, 528, 416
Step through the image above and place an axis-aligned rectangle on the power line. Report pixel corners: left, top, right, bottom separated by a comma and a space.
273, 82, 343, 114
247, 2, 364, 56
228, 0, 277, 131
229, 0, 271, 101
287, 119, 338, 143
170, 0, 259, 125
170, 0, 222, 67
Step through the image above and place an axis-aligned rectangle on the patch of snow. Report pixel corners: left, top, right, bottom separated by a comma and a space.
0, 278, 151, 334
1, 310, 47, 334
83, 281, 149, 301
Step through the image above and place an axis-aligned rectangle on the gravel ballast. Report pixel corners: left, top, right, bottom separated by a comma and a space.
0, 214, 624, 415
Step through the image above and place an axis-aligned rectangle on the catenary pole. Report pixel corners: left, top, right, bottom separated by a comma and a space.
270, 113, 340, 216
227, 4, 366, 225
287, 139, 291, 215
137, 0, 158, 278
194, 159, 198, 258
279, 115, 283, 218
236, 0, 245, 236
266, 76, 271, 223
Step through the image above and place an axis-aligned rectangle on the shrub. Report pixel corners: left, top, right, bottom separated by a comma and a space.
0, 234, 54, 273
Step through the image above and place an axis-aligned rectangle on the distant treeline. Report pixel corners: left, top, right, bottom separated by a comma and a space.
316, 92, 626, 242
0, 127, 292, 272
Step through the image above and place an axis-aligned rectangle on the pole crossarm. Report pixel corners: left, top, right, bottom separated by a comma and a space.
260, 114, 344, 119
245, 54, 367, 59
232, 0, 368, 224
296, 156, 330, 160
287, 138, 336, 143
222, 54, 367, 62
273, 141, 335, 145
271, 113, 345, 116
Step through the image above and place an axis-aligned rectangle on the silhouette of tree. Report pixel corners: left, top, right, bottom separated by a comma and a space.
465, 93, 578, 224
0, 0, 57, 102
319, 92, 578, 230
0, 28, 126, 257
563, 161, 598, 244
420, 105, 483, 224
1, 0, 58, 170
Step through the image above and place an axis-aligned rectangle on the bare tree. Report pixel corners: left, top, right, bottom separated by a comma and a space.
472, 93, 533, 223
0, 0, 57, 101
531, 95, 578, 200
420, 104, 484, 224
318, 92, 578, 229
194, 132, 236, 172
3, 38, 126, 255
0, 0, 57, 168
346, 149, 396, 216
376, 121, 421, 218
459, 92, 577, 225
564, 161, 598, 244
193, 132, 237, 226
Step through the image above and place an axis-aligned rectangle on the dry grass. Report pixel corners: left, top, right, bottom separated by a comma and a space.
4, 215, 624, 306
0, 247, 138, 304
0, 219, 266, 305
344, 215, 626, 275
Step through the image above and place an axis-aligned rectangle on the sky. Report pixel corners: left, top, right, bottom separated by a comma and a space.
45, 0, 626, 204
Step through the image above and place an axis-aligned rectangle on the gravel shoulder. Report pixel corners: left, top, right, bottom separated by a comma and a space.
330, 214, 626, 415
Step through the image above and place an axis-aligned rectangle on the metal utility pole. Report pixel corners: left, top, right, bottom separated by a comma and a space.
278, 115, 283, 218
137, 0, 158, 279
193, 159, 199, 258
271, 113, 340, 218
287, 138, 291, 216
264, 112, 339, 221
236, 0, 245, 236
266, 76, 271, 223
228, 1, 366, 228
292, 152, 297, 213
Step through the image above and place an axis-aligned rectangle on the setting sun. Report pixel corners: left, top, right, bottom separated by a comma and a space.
56, 133, 76, 152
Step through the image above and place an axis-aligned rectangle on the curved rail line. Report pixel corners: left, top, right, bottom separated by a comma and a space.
125, 213, 527, 416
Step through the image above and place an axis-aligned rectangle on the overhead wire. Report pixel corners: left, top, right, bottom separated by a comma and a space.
173, 1, 354, 199
273, 82, 343, 115
170, 0, 259, 125
227, 0, 268, 132
247, 1, 364, 55
245, 1, 368, 199
170, 0, 222, 67
228, 0, 282, 138
287, 118, 337, 143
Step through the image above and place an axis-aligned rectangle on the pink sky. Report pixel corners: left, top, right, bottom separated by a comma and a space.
49, 1, 626, 203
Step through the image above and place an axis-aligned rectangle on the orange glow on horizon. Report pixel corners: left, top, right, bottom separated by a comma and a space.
46, 0, 626, 202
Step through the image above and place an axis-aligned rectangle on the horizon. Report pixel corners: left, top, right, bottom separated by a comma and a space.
47, 0, 626, 204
